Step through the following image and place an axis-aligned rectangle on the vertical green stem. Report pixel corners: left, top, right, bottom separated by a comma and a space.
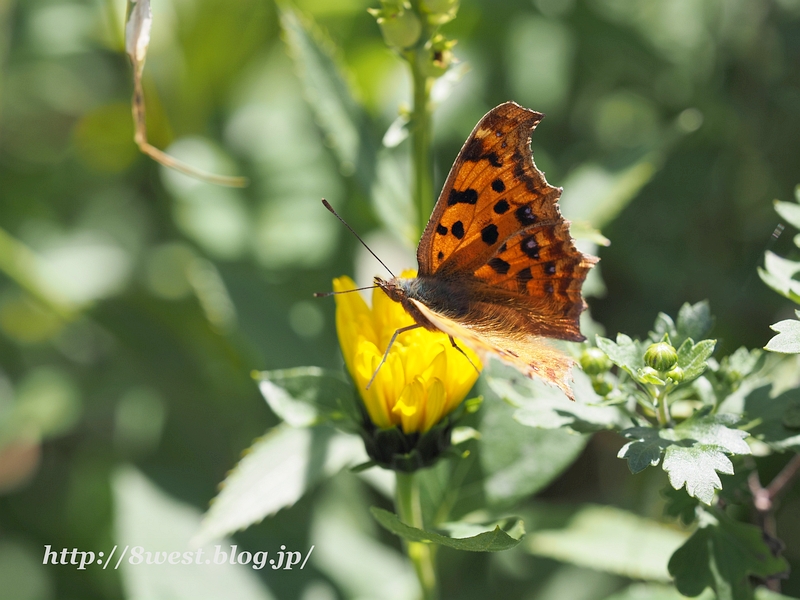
405, 0, 435, 240
410, 63, 433, 239
396, 471, 438, 600
655, 386, 671, 427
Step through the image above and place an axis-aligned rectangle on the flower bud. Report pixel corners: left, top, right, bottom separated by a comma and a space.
420, 0, 459, 24
418, 34, 456, 77
665, 365, 684, 383
592, 378, 613, 396
369, 3, 422, 49
644, 342, 678, 372
580, 347, 611, 375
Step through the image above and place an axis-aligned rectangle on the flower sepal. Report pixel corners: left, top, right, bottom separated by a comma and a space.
359, 401, 469, 472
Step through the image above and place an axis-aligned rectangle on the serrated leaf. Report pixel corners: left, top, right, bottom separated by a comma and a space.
674, 412, 750, 455
618, 415, 749, 503
525, 504, 689, 581
677, 338, 716, 382
254, 367, 359, 429
193, 425, 367, 546
774, 199, 800, 230
676, 301, 714, 345
668, 511, 789, 600
279, 7, 377, 186
758, 253, 800, 303
618, 427, 671, 473
765, 317, 800, 354
370, 507, 523, 552
596, 333, 646, 375
662, 444, 733, 504
650, 312, 677, 343
743, 384, 800, 452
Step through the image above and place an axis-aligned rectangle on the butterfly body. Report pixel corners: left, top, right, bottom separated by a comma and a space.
377, 102, 598, 399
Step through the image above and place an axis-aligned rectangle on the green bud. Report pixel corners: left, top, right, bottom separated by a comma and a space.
369, 3, 422, 49
592, 378, 613, 396
420, 0, 459, 24
665, 365, 684, 383
580, 347, 611, 375
644, 342, 678, 372
418, 34, 456, 77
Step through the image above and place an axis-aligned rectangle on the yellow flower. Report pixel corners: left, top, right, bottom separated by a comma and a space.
334, 271, 481, 434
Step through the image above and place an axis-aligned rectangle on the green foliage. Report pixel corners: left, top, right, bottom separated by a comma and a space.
524, 504, 688, 582
668, 511, 789, 600
370, 507, 523, 552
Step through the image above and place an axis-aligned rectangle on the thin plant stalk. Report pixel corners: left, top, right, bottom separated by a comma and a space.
396, 471, 438, 600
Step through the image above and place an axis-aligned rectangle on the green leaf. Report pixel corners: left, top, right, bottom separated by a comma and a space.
279, 6, 377, 186
676, 338, 716, 382
774, 199, 800, 230
758, 253, 800, 304
618, 427, 672, 474
650, 312, 678, 344
254, 367, 359, 430
662, 486, 699, 525
676, 301, 714, 346
765, 315, 800, 354
743, 384, 800, 452
478, 379, 588, 507
113, 467, 275, 600
370, 507, 523, 552
596, 333, 646, 376
483, 363, 628, 434
668, 511, 789, 600
193, 425, 367, 546
524, 504, 689, 581
662, 444, 734, 505
603, 583, 715, 600
619, 414, 749, 504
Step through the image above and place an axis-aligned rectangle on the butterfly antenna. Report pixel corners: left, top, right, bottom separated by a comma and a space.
321, 199, 395, 278
313, 285, 379, 298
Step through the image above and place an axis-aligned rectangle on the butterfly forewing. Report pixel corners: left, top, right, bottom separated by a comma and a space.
418, 102, 563, 276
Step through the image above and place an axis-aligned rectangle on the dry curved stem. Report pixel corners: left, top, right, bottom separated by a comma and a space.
747, 453, 800, 592
125, 0, 247, 188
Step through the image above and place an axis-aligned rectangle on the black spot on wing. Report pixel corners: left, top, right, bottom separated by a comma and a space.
484, 152, 502, 167
462, 137, 484, 162
436, 224, 448, 235
498, 242, 507, 253
451, 221, 465, 239
515, 204, 537, 226
520, 235, 539, 259
493, 199, 509, 214
544, 261, 556, 275
481, 224, 499, 245
516, 267, 533, 291
488, 257, 510, 274
448, 188, 479, 206
437, 251, 444, 260
491, 179, 506, 193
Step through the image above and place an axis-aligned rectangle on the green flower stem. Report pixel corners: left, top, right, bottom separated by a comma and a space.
405, 0, 436, 239
396, 471, 438, 600
655, 386, 672, 427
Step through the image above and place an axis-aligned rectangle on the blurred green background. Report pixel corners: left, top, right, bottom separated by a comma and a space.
1, 0, 799, 598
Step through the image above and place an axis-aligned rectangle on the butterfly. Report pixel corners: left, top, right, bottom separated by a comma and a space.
374, 101, 598, 399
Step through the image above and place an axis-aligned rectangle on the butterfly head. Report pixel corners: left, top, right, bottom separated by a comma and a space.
374, 275, 440, 333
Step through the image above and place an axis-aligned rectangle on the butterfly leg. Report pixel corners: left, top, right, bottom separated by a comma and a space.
366, 324, 424, 390
448, 335, 481, 375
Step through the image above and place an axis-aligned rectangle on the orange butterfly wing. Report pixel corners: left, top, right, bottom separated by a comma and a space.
413, 102, 597, 397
